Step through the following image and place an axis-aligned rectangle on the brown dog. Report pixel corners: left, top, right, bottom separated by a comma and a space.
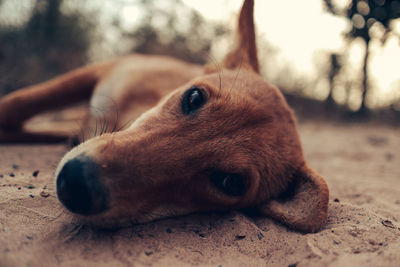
0, 0, 329, 233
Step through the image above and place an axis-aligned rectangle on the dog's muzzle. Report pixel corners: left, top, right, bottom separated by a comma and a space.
56, 156, 109, 216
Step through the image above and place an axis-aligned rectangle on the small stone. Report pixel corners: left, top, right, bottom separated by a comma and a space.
32, 170, 39, 177
29, 194, 34, 198
27, 185, 35, 189
382, 220, 395, 229
385, 153, 394, 161
235, 235, 246, 240
144, 251, 153, 256
9, 173, 15, 177
334, 198, 340, 203
12, 164, 19, 170
40, 191, 50, 198
257, 232, 264, 240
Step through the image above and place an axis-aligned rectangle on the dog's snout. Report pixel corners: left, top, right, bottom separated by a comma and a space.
56, 157, 108, 216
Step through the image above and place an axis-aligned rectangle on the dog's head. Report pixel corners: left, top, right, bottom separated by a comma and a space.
55, 0, 328, 233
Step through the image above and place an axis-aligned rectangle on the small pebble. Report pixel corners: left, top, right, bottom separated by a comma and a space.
9, 173, 15, 177
27, 185, 35, 189
29, 194, 34, 198
40, 191, 50, 198
235, 235, 246, 240
382, 220, 395, 229
257, 232, 264, 240
32, 170, 39, 177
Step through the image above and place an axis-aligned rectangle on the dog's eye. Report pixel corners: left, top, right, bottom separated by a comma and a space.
181, 87, 205, 115
210, 171, 246, 197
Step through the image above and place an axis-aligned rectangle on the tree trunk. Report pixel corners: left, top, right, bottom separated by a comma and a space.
44, 0, 62, 41
359, 41, 369, 113
326, 54, 339, 108
28, 0, 62, 41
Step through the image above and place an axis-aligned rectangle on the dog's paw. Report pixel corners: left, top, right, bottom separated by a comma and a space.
0, 95, 24, 132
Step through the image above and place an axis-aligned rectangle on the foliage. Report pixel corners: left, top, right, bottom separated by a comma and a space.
322, 0, 400, 112
121, 0, 229, 64
0, 0, 229, 96
0, 0, 94, 95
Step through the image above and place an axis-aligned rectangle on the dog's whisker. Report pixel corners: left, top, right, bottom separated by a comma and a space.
74, 120, 85, 143
228, 54, 244, 96
89, 94, 122, 136
205, 53, 224, 100
90, 105, 109, 137
109, 98, 120, 133
88, 106, 101, 138
116, 118, 135, 132
94, 115, 98, 137
99, 109, 107, 136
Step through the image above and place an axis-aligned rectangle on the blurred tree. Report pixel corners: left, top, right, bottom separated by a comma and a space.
326, 53, 341, 108
27, 0, 62, 42
0, 0, 228, 96
120, 0, 229, 64
323, 0, 400, 113
0, 0, 94, 95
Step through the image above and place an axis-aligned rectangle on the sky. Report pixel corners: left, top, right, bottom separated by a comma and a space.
179, 0, 400, 109
0, 0, 399, 109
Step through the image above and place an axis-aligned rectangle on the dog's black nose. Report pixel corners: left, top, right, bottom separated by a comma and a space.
56, 157, 108, 216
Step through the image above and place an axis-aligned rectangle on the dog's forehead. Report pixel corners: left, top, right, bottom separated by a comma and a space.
192, 70, 276, 97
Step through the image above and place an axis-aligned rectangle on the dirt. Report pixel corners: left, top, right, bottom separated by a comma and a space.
0, 121, 399, 267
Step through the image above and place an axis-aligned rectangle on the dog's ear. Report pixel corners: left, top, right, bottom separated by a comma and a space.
258, 166, 329, 233
223, 0, 259, 73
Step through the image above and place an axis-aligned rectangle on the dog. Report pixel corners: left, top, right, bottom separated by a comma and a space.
0, 0, 329, 233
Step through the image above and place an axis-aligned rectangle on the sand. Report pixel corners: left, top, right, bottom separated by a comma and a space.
1, 121, 399, 267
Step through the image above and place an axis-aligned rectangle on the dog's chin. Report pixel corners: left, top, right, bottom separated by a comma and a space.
64, 205, 195, 229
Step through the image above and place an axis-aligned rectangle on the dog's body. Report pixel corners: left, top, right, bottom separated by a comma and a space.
0, 0, 329, 232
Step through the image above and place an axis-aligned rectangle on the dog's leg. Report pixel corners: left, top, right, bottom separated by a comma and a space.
0, 61, 115, 142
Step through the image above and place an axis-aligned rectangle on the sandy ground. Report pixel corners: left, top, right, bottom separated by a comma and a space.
0, 121, 399, 267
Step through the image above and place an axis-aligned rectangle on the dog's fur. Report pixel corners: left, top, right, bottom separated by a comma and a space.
0, 0, 329, 232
